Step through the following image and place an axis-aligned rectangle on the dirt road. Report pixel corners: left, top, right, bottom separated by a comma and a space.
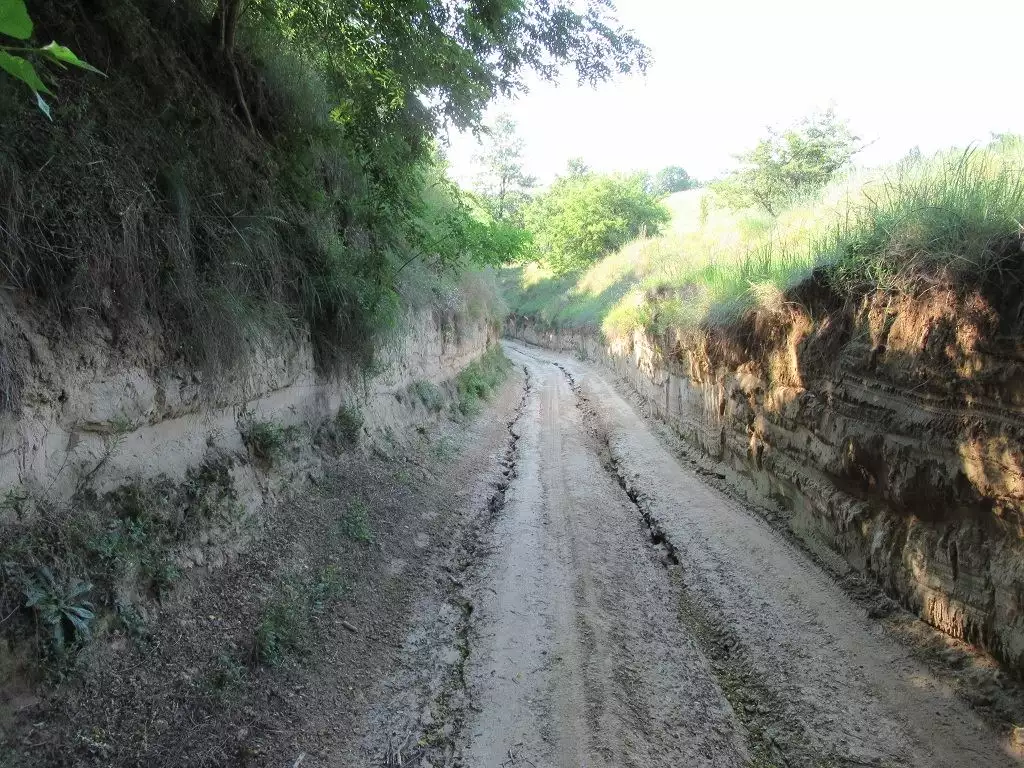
456, 341, 1021, 768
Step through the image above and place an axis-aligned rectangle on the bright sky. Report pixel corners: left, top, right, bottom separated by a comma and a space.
445, 0, 1024, 186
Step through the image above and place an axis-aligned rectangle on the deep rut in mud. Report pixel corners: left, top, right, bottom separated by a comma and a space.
555, 359, 849, 768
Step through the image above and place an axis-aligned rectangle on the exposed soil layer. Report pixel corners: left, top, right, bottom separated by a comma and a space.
0, 370, 527, 767
508, 278, 1024, 677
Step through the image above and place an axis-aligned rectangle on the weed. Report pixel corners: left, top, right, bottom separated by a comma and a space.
334, 405, 364, 445
432, 436, 459, 462
254, 582, 308, 665
308, 565, 347, 612
21, 567, 95, 655
338, 500, 374, 543
253, 565, 348, 666
412, 380, 446, 412
0, 459, 243, 663
455, 345, 512, 417
207, 651, 247, 693
241, 419, 297, 464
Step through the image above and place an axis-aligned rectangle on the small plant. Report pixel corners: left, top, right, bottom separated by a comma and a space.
335, 405, 364, 445
432, 435, 459, 462
412, 380, 446, 412
308, 565, 347, 613
207, 651, 246, 693
0, 0, 104, 119
241, 419, 295, 464
252, 562, 349, 667
22, 567, 95, 653
338, 499, 374, 543
254, 587, 307, 666
455, 346, 512, 416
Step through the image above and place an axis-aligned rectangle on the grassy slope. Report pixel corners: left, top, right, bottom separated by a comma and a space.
0, 0, 503, 384
506, 138, 1024, 338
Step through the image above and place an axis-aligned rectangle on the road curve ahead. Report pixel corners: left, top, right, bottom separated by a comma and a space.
459, 340, 1021, 768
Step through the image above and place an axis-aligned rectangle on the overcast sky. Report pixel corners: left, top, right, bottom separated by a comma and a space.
444, 0, 1024, 186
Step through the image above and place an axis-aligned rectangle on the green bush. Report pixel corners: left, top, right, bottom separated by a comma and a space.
253, 565, 348, 666
456, 345, 512, 416
20, 566, 95, 656
338, 500, 374, 544
334, 405, 363, 445
413, 380, 446, 412
525, 169, 670, 274
254, 584, 308, 665
508, 137, 1024, 338
241, 420, 297, 464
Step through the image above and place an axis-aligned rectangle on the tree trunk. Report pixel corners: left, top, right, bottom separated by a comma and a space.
213, 0, 255, 132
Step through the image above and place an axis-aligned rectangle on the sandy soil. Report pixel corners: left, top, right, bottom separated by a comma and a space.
445, 341, 1023, 768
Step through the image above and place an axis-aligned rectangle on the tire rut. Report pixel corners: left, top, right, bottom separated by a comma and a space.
377, 367, 532, 768
552, 359, 876, 768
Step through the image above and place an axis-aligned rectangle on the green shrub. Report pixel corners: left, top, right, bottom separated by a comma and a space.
241, 420, 296, 464
254, 585, 308, 666
20, 567, 95, 656
334, 405, 364, 445
456, 345, 512, 416
253, 565, 348, 666
338, 500, 374, 544
413, 380, 446, 412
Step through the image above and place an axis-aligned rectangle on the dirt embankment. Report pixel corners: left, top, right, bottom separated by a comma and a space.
508, 275, 1024, 675
0, 300, 496, 747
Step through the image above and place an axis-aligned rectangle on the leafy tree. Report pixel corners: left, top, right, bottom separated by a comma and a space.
526, 168, 669, 273
246, 0, 650, 279
0, 0, 102, 118
713, 109, 860, 215
565, 157, 591, 177
473, 114, 536, 225
417, 156, 531, 271
651, 165, 696, 197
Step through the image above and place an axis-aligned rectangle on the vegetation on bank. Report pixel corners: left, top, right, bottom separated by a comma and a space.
0, 0, 646, 382
506, 133, 1024, 339
456, 343, 513, 416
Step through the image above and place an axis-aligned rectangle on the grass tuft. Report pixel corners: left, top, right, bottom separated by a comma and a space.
241, 420, 297, 464
455, 345, 513, 417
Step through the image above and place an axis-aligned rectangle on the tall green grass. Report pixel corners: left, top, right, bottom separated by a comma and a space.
507, 138, 1024, 338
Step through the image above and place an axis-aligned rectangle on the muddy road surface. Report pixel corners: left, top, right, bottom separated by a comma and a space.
448, 341, 1021, 768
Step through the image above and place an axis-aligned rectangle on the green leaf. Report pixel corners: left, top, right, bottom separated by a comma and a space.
0, 0, 33, 40
40, 41, 105, 76
52, 618, 65, 649
22, 583, 44, 607
66, 579, 93, 600
65, 604, 95, 621
0, 51, 51, 94
34, 91, 51, 120
66, 610, 93, 639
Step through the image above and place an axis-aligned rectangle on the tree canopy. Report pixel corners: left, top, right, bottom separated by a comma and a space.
526, 168, 669, 274
713, 109, 860, 215
651, 166, 696, 197
473, 114, 536, 225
